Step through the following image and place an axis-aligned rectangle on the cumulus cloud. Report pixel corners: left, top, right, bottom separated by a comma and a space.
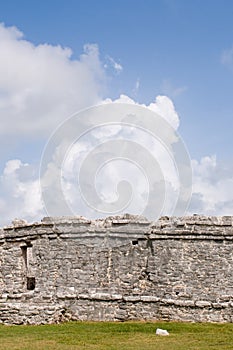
0, 23, 106, 138
0, 160, 44, 225
38, 94, 189, 221
104, 94, 180, 130
189, 156, 233, 215
0, 22, 109, 225
2, 152, 232, 227
0, 91, 184, 225
0, 23, 232, 226
1, 97, 233, 226
60, 122, 180, 219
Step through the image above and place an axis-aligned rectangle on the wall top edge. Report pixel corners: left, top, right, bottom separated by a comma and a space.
1, 214, 232, 232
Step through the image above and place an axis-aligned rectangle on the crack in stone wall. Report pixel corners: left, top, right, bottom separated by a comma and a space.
0, 214, 232, 324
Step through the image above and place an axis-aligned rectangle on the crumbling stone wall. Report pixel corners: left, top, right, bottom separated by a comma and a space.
0, 215, 232, 324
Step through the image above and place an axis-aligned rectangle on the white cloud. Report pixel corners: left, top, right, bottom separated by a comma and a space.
132, 78, 140, 96
104, 55, 123, 74
0, 23, 232, 226
2, 150, 232, 227
0, 23, 106, 138
0, 91, 184, 225
104, 94, 180, 130
147, 95, 180, 130
39, 93, 188, 221
0, 23, 107, 225
60, 122, 180, 219
0, 160, 44, 225
189, 156, 233, 215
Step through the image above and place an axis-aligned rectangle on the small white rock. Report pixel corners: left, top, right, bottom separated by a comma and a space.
156, 328, 169, 336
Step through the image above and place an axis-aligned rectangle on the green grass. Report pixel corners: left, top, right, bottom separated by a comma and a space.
0, 321, 232, 350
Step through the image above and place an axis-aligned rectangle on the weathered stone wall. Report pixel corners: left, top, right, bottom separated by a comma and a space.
0, 215, 232, 324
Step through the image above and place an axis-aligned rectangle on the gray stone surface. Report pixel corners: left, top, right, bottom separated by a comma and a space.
0, 214, 232, 324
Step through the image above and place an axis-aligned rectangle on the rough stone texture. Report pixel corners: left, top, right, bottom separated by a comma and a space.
0, 214, 232, 324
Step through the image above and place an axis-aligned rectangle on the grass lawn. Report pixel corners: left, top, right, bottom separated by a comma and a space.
0, 321, 232, 350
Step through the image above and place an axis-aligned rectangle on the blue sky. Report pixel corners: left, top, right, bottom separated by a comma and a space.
0, 0, 233, 225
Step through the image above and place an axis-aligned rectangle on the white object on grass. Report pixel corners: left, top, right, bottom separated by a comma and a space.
155, 328, 169, 336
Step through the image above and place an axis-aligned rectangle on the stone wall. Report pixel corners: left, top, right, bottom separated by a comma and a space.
0, 214, 232, 324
